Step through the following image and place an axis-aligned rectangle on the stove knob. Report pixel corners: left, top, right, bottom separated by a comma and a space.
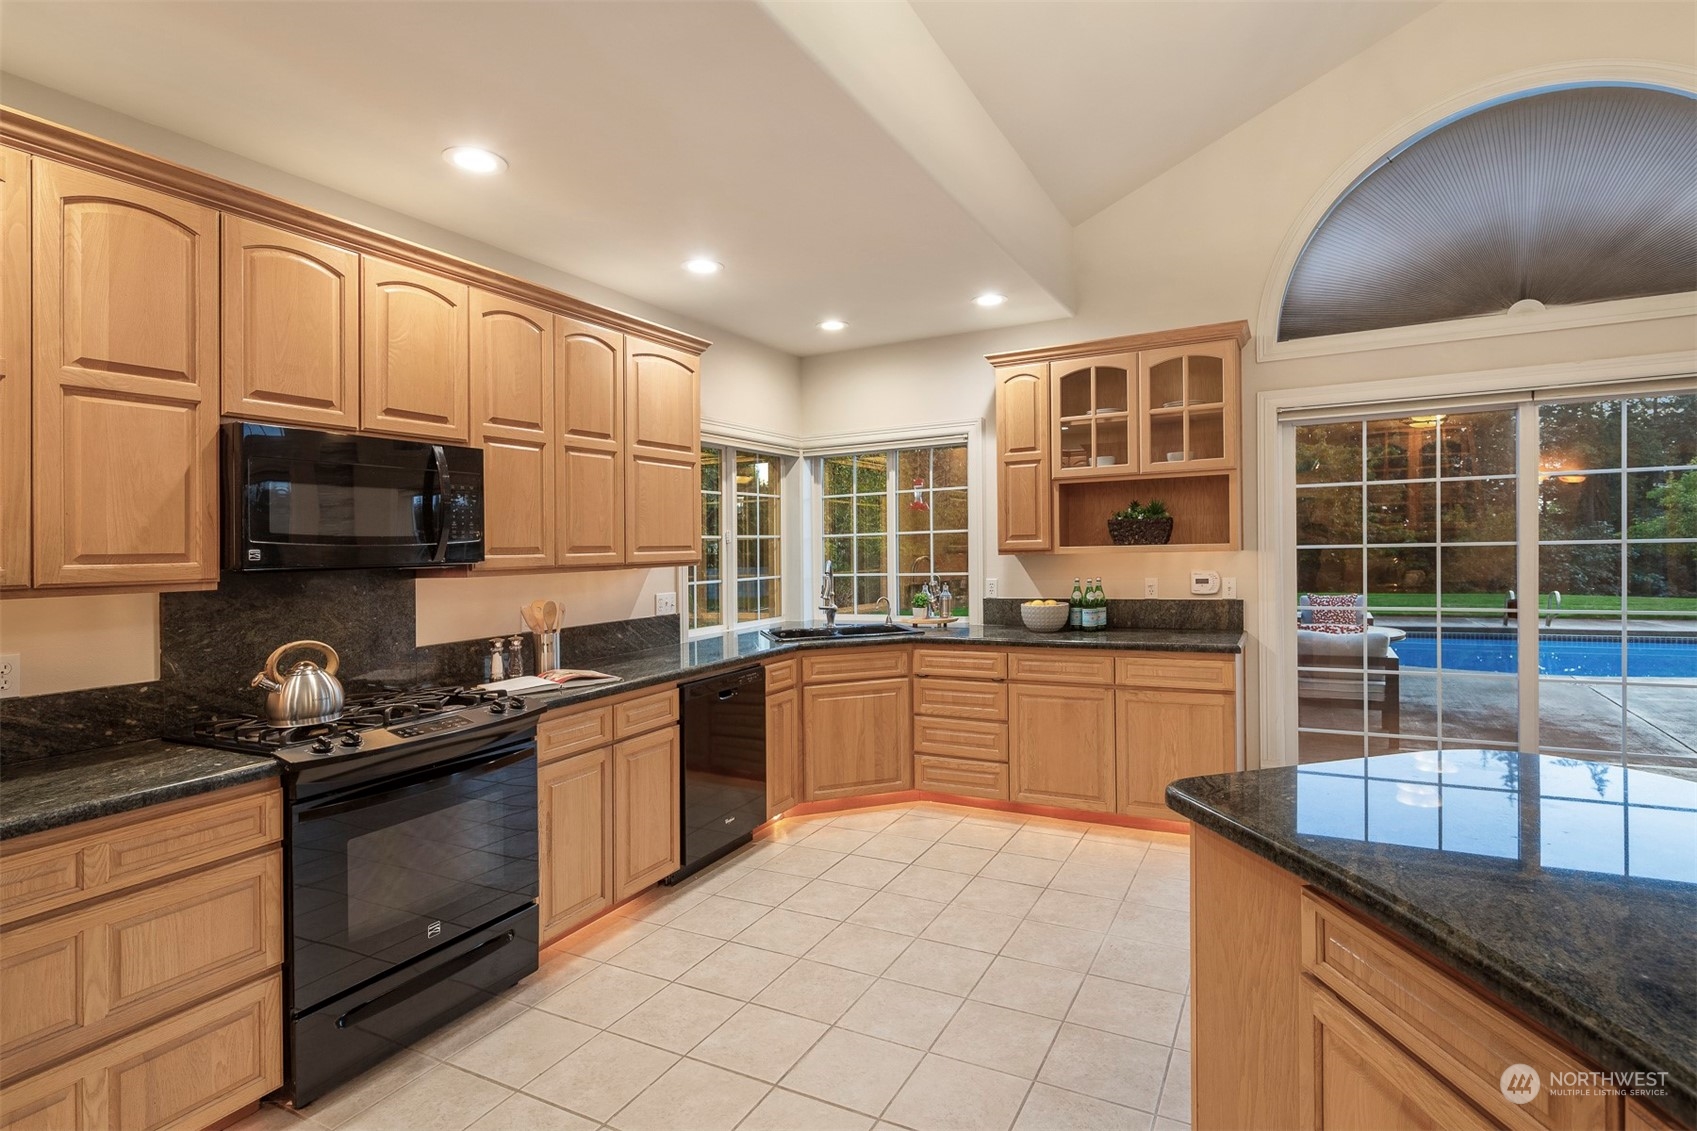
309, 737, 334, 754
488, 701, 507, 714
506, 697, 525, 710
339, 732, 363, 747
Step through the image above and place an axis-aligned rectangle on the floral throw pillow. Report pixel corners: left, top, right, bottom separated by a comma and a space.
1306, 594, 1364, 634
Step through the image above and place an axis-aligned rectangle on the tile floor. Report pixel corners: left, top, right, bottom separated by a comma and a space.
236, 802, 1194, 1131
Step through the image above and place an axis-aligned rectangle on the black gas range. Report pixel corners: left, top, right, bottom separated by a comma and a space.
179, 685, 544, 1107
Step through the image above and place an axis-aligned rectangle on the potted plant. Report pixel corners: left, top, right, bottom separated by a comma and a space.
1108, 499, 1174, 545
910, 590, 930, 618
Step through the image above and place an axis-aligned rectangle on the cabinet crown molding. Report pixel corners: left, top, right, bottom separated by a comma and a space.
985, 319, 1251, 367
1, 106, 712, 356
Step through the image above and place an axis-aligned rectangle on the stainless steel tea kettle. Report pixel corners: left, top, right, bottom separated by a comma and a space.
251, 640, 344, 725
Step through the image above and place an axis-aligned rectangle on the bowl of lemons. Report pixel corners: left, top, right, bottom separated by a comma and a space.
1020, 599, 1071, 633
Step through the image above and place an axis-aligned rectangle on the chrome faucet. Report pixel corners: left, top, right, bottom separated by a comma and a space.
819, 560, 839, 630
874, 595, 895, 626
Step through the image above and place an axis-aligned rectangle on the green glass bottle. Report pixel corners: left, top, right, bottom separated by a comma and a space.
1069, 578, 1084, 629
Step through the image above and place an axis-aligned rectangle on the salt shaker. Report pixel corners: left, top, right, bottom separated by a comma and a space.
505, 635, 527, 678
485, 637, 506, 682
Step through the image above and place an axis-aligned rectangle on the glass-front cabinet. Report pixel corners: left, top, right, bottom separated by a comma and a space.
1138, 341, 1238, 472
1052, 352, 1136, 477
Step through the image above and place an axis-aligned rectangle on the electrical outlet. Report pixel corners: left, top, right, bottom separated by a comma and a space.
1143, 577, 1158, 598
1223, 576, 1238, 599
985, 577, 999, 598
655, 592, 678, 616
0, 653, 19, 699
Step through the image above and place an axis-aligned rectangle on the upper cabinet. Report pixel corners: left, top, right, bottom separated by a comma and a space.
361, 257, 470, 442
1138, 340, 1238, 474
994, 363, 1051, 554
471, 290, 555, 570
1, 146, 29, 589
31, 160, 220, 587
623, 337, 700, 566
222, 217, 359, 429
1052, 352, 1136, 477
557, 317, 625, 568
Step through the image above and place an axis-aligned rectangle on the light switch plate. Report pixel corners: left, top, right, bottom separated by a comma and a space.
1223, 576, 1238, 599
985, 577, 999, 597
0, 654, 18, 698
655, 592, 678, 616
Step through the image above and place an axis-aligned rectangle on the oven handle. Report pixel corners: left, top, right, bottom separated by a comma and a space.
429, 444, 451, 563
336, 928, 518, 1031
293, 740, 535, 820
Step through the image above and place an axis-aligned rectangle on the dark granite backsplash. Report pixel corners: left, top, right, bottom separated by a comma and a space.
982, 596, 1242, 633
0, 569, 681, 764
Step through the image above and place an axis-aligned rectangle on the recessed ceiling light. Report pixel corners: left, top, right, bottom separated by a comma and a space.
818, 319, 847, 332
974, 292, 1007, 307
683, 258, 723, 275
443, 146, 507, 174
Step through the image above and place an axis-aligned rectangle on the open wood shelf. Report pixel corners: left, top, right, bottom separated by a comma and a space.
1055, 471, 1239, 550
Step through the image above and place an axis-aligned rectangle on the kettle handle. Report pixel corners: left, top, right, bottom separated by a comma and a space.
263, 640, 341, 682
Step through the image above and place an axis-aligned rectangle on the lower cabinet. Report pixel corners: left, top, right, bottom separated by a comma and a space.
914, 755, 1009, 800
804, 677, 912, 800
1009, 683, 1116, 811
1116, 687, 1236, 820
612, 726, 681, 900
766, 686, 801, 818
538, 748, 613, 940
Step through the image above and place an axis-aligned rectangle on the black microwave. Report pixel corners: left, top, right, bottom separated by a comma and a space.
223, 423, 485, 571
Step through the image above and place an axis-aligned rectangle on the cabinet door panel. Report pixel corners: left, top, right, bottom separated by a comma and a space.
1138, 341, 1239, 473
1, 146, 29, 589
539, 749, 612, 940
221, 216, 358, 428
624, 337, 699, 565
766, 687, 801, 818
557, 317, 625, 566
472, 290, 554, 570
1116, 689, 1235, 815
613, 727, 680, 899
361, 256, 469, 441
626, 453, 698, 564
1009, 683, 1115, 811
32, 161, 218, 587
995, 363, 1051, 552
803, 677, 912, 800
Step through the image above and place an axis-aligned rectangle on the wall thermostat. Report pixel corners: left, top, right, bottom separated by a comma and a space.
1190, 570, 1221, 595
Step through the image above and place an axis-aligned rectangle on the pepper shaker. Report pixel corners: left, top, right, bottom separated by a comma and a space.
505, 635, 527, 678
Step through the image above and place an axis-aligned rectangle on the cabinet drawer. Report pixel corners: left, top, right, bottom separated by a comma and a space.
914, 756, 1009, 801
913, 649, 1006, 680
765, 658, 799, 694
0, 850, 283, 1083
0, 782, 282, 928
801, 648, 911, 684
539, 705, 614, 763
0, 974, 281, 1131
913, 716, 1008, 763
914, 678, 1008, 722
613, 688, 679, 738
1007, 651, 1114, 685
1117, 653, 1235, 692
1301, 891, 1610, 1131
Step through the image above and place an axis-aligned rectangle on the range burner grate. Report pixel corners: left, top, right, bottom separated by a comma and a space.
186, 685, 509, 753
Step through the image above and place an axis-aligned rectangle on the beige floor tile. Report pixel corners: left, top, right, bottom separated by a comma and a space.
535, 964, 668, 1028
467, 1093, 598, 1131
754, 958, 876, 1023
689, 1002, 828, 1083
717, 869, 813, 907
616, 885, 713, 926
449, 1009, 596, 1088
229, 1104, 313, 1131
608, 1058, 769, 1131
913, 842, 994, 875
952, 876, 1044, 918
977, 853, 1064, 888
557, 916, 659, 962
738, 1088, 875, 1131
882, 1053, 1030, 1131
781, 878, 877, 919
670, 895, 777, 940
780, 1028, 923, 1115
853, 833, 934, 864
305, 1048, 437, 1129
969, 956, 1084, 1020
523, 1032, 678, 1123
763, 846, 849, 878
836, 978, 964, 1049
847, 891, 947, 935
803, 827, 877, 854
1109, 901, 1190, 949
885, 814, 960, 842
931, 1000, 1059, 1078
1027, 889, 1119, 933
1125, 873, 1189, 913
413, 997, 530, 1058
1016, 815, 1088, 837
1037, 1024, 1168, 1112
763, 819, 821, 844
804, 921, 915, 976
340, 1064, 510, 1131
919, 905, 1022, 953
739, 840, 795, 864
1012, 1083, 1156, 1131
1090, 936, 1190, 994
1064, 976, 1184, 1044
1174, 997, 1191, 1051
1001, 830, 1079, 860
939, 822, 1017, 851
884, 864, 973, 904
882, 939, 994, 997
1158, 1050, 1190, 1123
999, 921, 1105, 974
605, 925, 724, 979
609, 983, 742, 1053
831, 809, 905, 832
1153, 1118, 1190, 1131
1047, 861, 1134, 901
677, 940, 796, 999
505, 949, 600, 1008
734, 907, 841, 956
819, 854, 908, 890
1067, 838, 1150, 869
1137, 853, 1191, 882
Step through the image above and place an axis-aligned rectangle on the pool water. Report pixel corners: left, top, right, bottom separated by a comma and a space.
1395, 632, 1697, 678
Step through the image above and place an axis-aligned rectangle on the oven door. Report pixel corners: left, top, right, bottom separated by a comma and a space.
287, 736, 537, 1014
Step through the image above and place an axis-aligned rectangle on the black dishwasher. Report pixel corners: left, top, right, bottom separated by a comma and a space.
671, 666, 767, 883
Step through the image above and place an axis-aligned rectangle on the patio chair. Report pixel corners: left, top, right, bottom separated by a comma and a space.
1297, 595, 1401, 733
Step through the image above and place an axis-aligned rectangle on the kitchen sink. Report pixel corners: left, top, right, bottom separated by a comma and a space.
765, 623, 923, 642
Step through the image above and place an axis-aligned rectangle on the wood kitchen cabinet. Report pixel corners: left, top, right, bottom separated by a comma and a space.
765, 660, 801, 818
31, 160, 220, 588
0, 146, 27, 590
361, 255, 470, 442
557, 316, 626, 567
538, 747, 613, 939
995, 362, 1052, 553
1008, 682, 1116, 811
1117, 688, 1236, 820
1051, 351, 1137, 477
1138, 339, 1239, 473
612, 725, 681, 899
221, 216, 360, 429
804, 677, 913, 800
472, 289, 555, 570
624, 335, 701, 565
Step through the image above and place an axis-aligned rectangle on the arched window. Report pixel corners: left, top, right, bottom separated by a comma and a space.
1278, 85, 1697, 341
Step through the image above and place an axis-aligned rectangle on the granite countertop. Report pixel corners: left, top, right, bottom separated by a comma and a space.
0, 741, 279, 841
1167, 751, 1697, 1126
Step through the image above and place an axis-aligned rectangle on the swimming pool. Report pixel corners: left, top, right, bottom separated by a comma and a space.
1394, 631, 1697, 678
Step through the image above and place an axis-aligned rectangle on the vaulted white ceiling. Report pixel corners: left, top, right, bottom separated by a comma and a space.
0, 0, 1430, 356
